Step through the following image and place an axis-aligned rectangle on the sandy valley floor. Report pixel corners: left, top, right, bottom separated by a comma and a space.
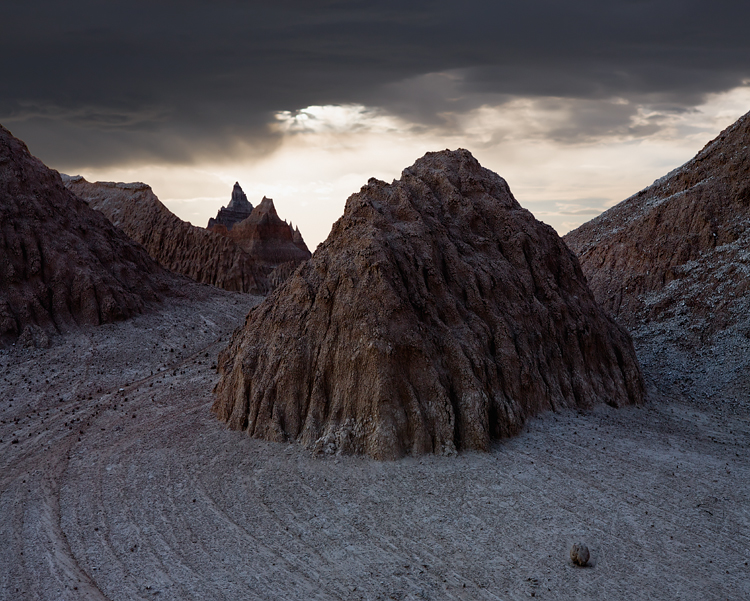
1, 286, 748, 600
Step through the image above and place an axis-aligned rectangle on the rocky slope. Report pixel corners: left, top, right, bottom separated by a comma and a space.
0, 124, 178, 347
213, 149, 644, 459
564, 111, 750, 403
65, 177, 271, 294
565, 111, 750, 334
207, 182, 253, 231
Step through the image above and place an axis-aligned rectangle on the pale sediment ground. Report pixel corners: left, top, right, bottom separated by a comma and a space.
1, 286, 748, 600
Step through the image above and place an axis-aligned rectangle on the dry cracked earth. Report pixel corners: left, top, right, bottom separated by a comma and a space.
1, 286, 748, 600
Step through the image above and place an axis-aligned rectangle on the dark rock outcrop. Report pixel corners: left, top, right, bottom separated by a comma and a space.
0, 125, 178, 347
292, 224, 309, 254
213, 149, 644, 459
207, 182, 254, 231
65, 177, 270, 294
207, 188, 312, 280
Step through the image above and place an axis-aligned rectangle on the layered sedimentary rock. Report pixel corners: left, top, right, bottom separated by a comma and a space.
207, 182, 254, 231
564, 111, 750, 340
65, 177, 269, 294
213, 149, 644, 459
207, 186, 311, 279
218, 197, 311, 266
0, 125, 177, 347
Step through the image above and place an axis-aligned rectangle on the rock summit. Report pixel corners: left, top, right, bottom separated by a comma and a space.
207, 182, 254, 231
217, 196, 311, 264
208, 191, 311, 284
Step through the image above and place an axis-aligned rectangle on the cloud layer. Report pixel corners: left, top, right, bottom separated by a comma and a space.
4, 1, 750, 167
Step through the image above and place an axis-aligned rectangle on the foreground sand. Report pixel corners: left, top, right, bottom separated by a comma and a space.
1, 287, 748, 600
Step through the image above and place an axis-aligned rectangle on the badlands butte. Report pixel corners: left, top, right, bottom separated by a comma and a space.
1, 116, 748, 600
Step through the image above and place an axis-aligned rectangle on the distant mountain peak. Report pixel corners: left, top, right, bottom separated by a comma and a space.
227, 182, 252, 212
253, 196, 278, 218
208, 183, 254, 231
207, 189, 311, 273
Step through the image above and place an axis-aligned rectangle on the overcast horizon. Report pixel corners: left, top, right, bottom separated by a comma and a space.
4, 1, 750, 247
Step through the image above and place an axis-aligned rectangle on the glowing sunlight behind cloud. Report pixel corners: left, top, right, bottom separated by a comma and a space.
74, 85, 750, 248
273, 105, 404, 135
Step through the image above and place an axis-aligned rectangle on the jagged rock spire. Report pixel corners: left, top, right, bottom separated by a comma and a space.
207, 183, 254, 231
227, 182, 252, 211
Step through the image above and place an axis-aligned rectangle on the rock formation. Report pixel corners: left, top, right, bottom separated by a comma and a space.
213, 149, 644, 459
206, 186, 311, 279
0, 124, 178, 347
564, 111, 750, 403
65, 177, 270, 294
217, 196, 311, 267
291, 224, 308, 254
207, 182, 254, 231
564, 111, 750, 341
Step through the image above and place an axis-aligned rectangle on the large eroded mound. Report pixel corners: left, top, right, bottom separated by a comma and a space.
0, 125, 176, 347
65, 177, 270, 294
213, 149, 644, 459
564, 111, 750, 340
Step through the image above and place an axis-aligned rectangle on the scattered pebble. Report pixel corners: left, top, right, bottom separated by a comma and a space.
570, 543, 590, 567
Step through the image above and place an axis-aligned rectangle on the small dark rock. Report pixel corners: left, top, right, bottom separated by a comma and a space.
570, 543, 590, 566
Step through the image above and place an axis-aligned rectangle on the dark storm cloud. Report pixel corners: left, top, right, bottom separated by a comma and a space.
3, 0, 749, 167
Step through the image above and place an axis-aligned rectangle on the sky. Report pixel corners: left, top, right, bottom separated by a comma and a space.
3, 1, 750, 247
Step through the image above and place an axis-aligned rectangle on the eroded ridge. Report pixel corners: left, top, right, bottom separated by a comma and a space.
0, 124, 179, 347
65, 177, 271, 295
564, 110, 750, 335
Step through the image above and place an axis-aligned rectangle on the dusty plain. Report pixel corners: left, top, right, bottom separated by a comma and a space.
1, 285, 748, 600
